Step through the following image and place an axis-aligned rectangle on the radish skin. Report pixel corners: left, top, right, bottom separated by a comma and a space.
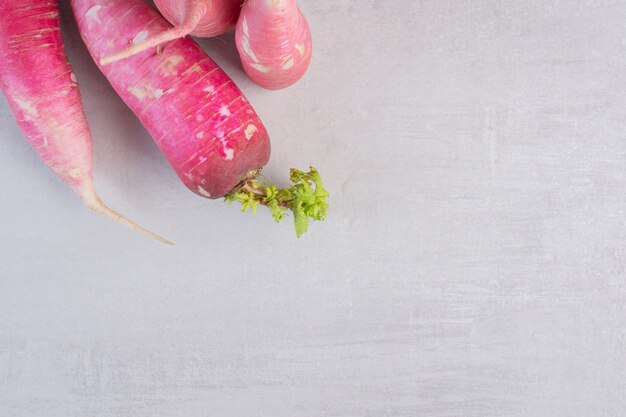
0, 0, 172, 245
235, 0, 312, 90
101, 0, 243, 65
155, 0, 243, 36
71, 0, 271, 199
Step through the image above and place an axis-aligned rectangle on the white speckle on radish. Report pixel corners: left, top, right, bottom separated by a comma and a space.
219, 106, 231, 117
132, 30, 149, 44
244, 124, 257, 140
250, 63, 270, 73
203, 85, 215, 94
70, 72, 77, 82
282, 57, 295, 70
196, 131, 204, 139
128, 85, 147, 100
197, 186, 212, 197
86, 5, 102, 22
160, 55, 184, 76
295, 43, 305, 55
215, 130, 234, 160
69, 168, 81, 179
128, 83, 166, 100
170, 55, 184, 64
14, 97, 38, 120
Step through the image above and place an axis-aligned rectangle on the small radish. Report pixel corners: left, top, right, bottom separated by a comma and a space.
101, 0, 243, 65
0, 0, 171, 244
235, 0, 312, 90
72, 0, 327, 236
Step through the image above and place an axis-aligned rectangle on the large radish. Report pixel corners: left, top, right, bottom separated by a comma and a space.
0, 0, 171, 244
101, 0, 243, 65
236, 0, 312, 90
71, 0, 328, 237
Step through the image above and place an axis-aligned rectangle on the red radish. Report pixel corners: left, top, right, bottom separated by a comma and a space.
72, 0, 328, 237
0, 0, 172, 244
72, 0, 270, 199
235, 0, 312, 90
100, 0, 243, 65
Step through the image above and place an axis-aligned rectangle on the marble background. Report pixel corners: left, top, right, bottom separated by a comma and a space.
1, 1, 625, 416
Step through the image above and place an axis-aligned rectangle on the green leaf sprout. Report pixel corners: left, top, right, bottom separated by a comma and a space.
225, 167, 329, 237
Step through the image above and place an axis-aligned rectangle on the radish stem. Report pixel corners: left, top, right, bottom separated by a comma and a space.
100, 7, 204, 65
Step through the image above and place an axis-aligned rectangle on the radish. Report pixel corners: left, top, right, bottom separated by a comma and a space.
100, 0, 244, 65
0, 0, 172, 244
72, 0, 327, 236
235, 0, 312, 90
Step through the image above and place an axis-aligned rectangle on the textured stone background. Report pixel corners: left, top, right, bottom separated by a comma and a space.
1, 1, 625, 416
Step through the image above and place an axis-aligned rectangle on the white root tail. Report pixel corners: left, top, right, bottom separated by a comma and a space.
85, 194, 174, 245
100, 4, 204, 65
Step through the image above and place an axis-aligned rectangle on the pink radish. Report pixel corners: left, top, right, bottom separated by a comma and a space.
72, 0, 328, 237
0, 0, 172, 244
101, 0, 243, 65
235, 0, 312, 90
72, 0, 269, 199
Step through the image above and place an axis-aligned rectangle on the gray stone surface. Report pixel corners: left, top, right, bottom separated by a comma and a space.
1, 1, 625, 416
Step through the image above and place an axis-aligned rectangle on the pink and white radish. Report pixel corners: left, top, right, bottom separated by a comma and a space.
101, 0, 243, 65
72, 0, 270, 199
0, 0, 171, 244
235, 0, 312, 90
72, 0, 328, 237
